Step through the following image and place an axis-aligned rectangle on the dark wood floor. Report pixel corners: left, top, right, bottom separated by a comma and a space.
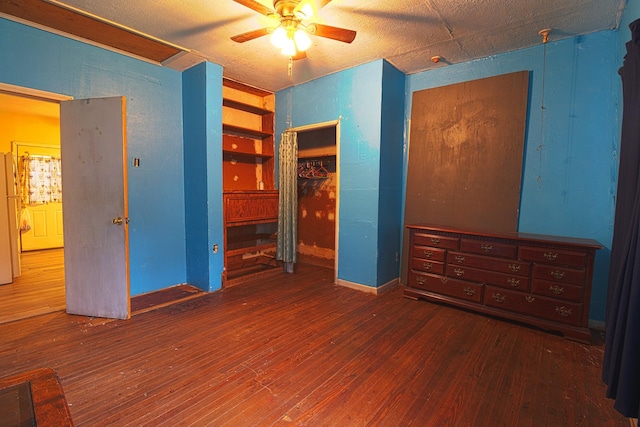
0, 262, 628, 426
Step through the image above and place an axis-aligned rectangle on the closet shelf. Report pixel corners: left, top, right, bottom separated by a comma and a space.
223, 124, 272, 140
223, 98, 272, 116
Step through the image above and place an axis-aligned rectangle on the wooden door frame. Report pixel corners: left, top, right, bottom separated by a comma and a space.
0, 82, 71, 298
289, 119, 340, 284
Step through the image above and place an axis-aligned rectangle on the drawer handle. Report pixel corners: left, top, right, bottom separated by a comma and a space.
525, 296, 536, 303
508, 264, 521, 272
549, 285, 565, 295
481, 244, 493, 253
555, 306, 572, 317
544, 252, 559, 261
423, 250, 433, 258
507, 278, 521, 287
492, 293, 506, 303
431, 237, 441, 245
440, 277, 448, 284
550, 270, 566, 280
454, 255, 466, 263
423, 262, 433, 270
463, 287, 475, 296
453, 268, 465, 277
416, 275, 426, 285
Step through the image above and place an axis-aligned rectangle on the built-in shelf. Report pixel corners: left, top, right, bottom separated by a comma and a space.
226, 242, 277, 257
223, 150, 273, 160
223, 98, 272, 116
222, 78, 278, 286
223, 123, 272, 140
227, 233, 276, 245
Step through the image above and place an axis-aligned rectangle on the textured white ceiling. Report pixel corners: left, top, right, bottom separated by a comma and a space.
18, 0, 630, 91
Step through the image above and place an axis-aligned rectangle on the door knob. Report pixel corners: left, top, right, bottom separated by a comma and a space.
112, 217, 129, 225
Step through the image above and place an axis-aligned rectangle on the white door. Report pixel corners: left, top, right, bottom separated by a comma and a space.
60, 97, 130, 319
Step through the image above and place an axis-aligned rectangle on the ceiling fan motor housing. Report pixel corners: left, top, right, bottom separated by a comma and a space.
274, 0, 301, 17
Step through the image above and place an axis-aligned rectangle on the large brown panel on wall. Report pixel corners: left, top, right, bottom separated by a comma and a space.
402, 71, 529, 282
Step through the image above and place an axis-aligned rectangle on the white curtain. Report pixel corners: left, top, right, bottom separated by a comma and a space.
21, 156, 62, 205
276, 131, 298, 267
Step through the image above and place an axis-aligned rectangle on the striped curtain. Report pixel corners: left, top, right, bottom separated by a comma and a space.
276, 130, 298, 267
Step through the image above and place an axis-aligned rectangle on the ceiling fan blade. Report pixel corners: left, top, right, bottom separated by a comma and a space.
231, 28, 270, 43
233, 0, 277, 17
309, 23, 356, 43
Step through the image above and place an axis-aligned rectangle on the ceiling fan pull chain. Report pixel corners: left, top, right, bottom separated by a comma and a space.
288, 56, 293, 77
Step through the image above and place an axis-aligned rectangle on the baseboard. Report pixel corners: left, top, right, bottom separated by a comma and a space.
336, 277, 398, 295
589, 319, 605, 331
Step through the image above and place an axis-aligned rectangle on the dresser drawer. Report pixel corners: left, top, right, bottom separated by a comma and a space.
411, 258, 445, 275
484, 286, 583, 326
460, 239, 517, 258
447, 252, 530, 277
413, 233, 459, 250
411, 246, 446, 262
446, 264, 530, 291
519, 246, 587, 268
532, 279, 583, 302
409, 272, 482, 303
532, 264, 585, 285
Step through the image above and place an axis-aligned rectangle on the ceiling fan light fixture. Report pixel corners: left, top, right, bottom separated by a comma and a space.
295, 3, 315, 20
270, 26, 287, 48
281, 37, 297, 56
294, 29, 311, 51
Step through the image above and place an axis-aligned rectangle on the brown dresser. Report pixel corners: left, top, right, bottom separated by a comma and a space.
405, 224, 602, 343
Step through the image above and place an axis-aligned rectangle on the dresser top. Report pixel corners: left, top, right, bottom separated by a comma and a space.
406, 223, 603, 250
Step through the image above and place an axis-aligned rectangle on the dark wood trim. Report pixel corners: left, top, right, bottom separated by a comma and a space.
0, 368, 74, 426
0, 0, 184, 63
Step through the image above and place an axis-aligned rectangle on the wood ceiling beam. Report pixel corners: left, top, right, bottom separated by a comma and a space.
0, 0, 186, 63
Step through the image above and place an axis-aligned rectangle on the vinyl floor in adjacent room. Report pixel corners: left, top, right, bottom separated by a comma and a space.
0, 260, 628, 426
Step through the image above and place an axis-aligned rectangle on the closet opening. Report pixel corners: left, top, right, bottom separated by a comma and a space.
293, 121, 339, 283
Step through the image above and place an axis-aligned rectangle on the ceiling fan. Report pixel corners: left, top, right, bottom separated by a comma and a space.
231, 0, 356, 58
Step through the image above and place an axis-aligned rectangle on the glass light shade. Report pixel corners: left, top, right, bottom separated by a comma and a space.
281, 38, 296, 56
297, 3, 314, 19
294, 29, 311, 51
270, 26, 287, 48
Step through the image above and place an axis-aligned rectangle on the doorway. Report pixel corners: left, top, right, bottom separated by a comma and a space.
0, 88, 66, 322
292, 120, 340, 282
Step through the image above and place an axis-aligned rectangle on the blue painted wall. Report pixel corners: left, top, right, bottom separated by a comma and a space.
2, 1, 636, 322
406, 31, 621, 322
0, 18, 187, 296
183, 62, 224, 292
377, 62, 406, 286
276, 60, 387, 288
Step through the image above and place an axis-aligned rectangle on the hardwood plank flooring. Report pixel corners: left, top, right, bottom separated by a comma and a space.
0, 264, 627, 426
0, 248, 65, 324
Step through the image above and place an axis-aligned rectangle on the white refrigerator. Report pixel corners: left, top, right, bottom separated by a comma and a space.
1, 152, 21, 284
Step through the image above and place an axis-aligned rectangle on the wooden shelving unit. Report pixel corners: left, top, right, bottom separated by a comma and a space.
222, 78, 280, 286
